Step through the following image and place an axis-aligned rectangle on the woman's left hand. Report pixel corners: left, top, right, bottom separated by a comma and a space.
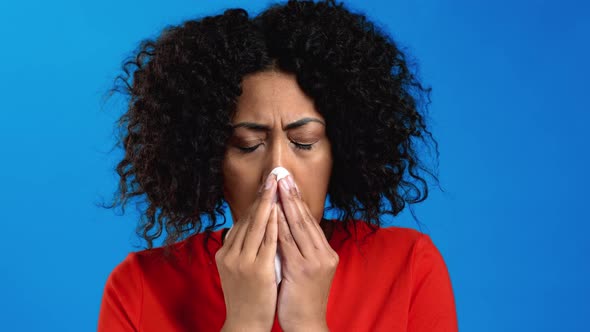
276, 175, 339, 332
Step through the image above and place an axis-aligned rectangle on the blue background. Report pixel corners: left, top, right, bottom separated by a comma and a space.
1, 0, 588, 330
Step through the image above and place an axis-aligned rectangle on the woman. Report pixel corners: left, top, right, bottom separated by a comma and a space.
98, 0, 458, 331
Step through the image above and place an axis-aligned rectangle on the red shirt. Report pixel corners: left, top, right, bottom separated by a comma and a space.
98, 219, 458, 331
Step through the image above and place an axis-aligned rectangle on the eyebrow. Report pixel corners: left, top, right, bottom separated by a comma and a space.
231, 117, 325, 131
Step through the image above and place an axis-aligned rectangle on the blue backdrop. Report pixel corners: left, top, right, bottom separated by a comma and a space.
1, 0, 588, 331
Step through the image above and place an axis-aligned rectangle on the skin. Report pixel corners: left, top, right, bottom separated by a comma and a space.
222, 70, 333, 235
220, 70, 339, 331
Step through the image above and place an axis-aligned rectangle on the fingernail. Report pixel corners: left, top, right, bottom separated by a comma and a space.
279, 177, 291, 191
286, 175, 299, 196
265, 172, 276, 190
263, 174, 278, 202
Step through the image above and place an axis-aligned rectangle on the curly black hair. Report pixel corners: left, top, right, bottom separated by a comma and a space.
99, 0, 441, 258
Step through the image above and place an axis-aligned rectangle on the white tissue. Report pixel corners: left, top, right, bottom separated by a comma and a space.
270, 166, 290, 182
274, 250, 283, 285
269, 166, 289, 283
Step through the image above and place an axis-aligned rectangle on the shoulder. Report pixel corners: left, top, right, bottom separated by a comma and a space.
359, 224, 454, 297
374, 225, 440, 257
374, 225, 446, 266
101, 249, 147, 302
111, 228, 226, 276
98, 252, 144, 330
348, 220, 428, 251
372, 224, 426, 243
104, 251, 143, 290
343, 221, 447, 267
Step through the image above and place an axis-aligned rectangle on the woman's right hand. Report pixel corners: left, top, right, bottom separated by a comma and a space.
215, 172, 279, 331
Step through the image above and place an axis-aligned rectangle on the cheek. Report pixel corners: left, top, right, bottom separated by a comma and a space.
222, 155, 259, 219
300, 163, 332, 221
222, 156, 238, 191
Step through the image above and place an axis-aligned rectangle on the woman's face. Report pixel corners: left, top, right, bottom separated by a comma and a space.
222, 70, 333, 225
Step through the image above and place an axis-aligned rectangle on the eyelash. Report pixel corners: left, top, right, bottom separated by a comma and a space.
237, 142, 314, 153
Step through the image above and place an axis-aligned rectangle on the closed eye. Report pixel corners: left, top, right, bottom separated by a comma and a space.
236, 141, 314, 153
293, 142, 313, 150
237, 144, 261, 153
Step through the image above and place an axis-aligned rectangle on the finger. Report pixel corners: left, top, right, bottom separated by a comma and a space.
242, 174, 278, 260
277, 201, 303, 259
223, 226, 233, 245
291, 196, 326, 253
223, 213, 245, 251
226, 176, 274, 254
285, 178, 328, 250
297, 195, 332, 250
277, 177, 319, 258
257, 203, 278, 261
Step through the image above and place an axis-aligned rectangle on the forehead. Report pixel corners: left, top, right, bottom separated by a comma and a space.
233, 70, 323, 122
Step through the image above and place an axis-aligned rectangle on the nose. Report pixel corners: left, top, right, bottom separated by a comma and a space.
261, 136, 292, 185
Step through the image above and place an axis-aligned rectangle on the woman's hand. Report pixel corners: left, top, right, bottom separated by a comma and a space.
276, 175, 339, 332
215, 172, 279, 332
